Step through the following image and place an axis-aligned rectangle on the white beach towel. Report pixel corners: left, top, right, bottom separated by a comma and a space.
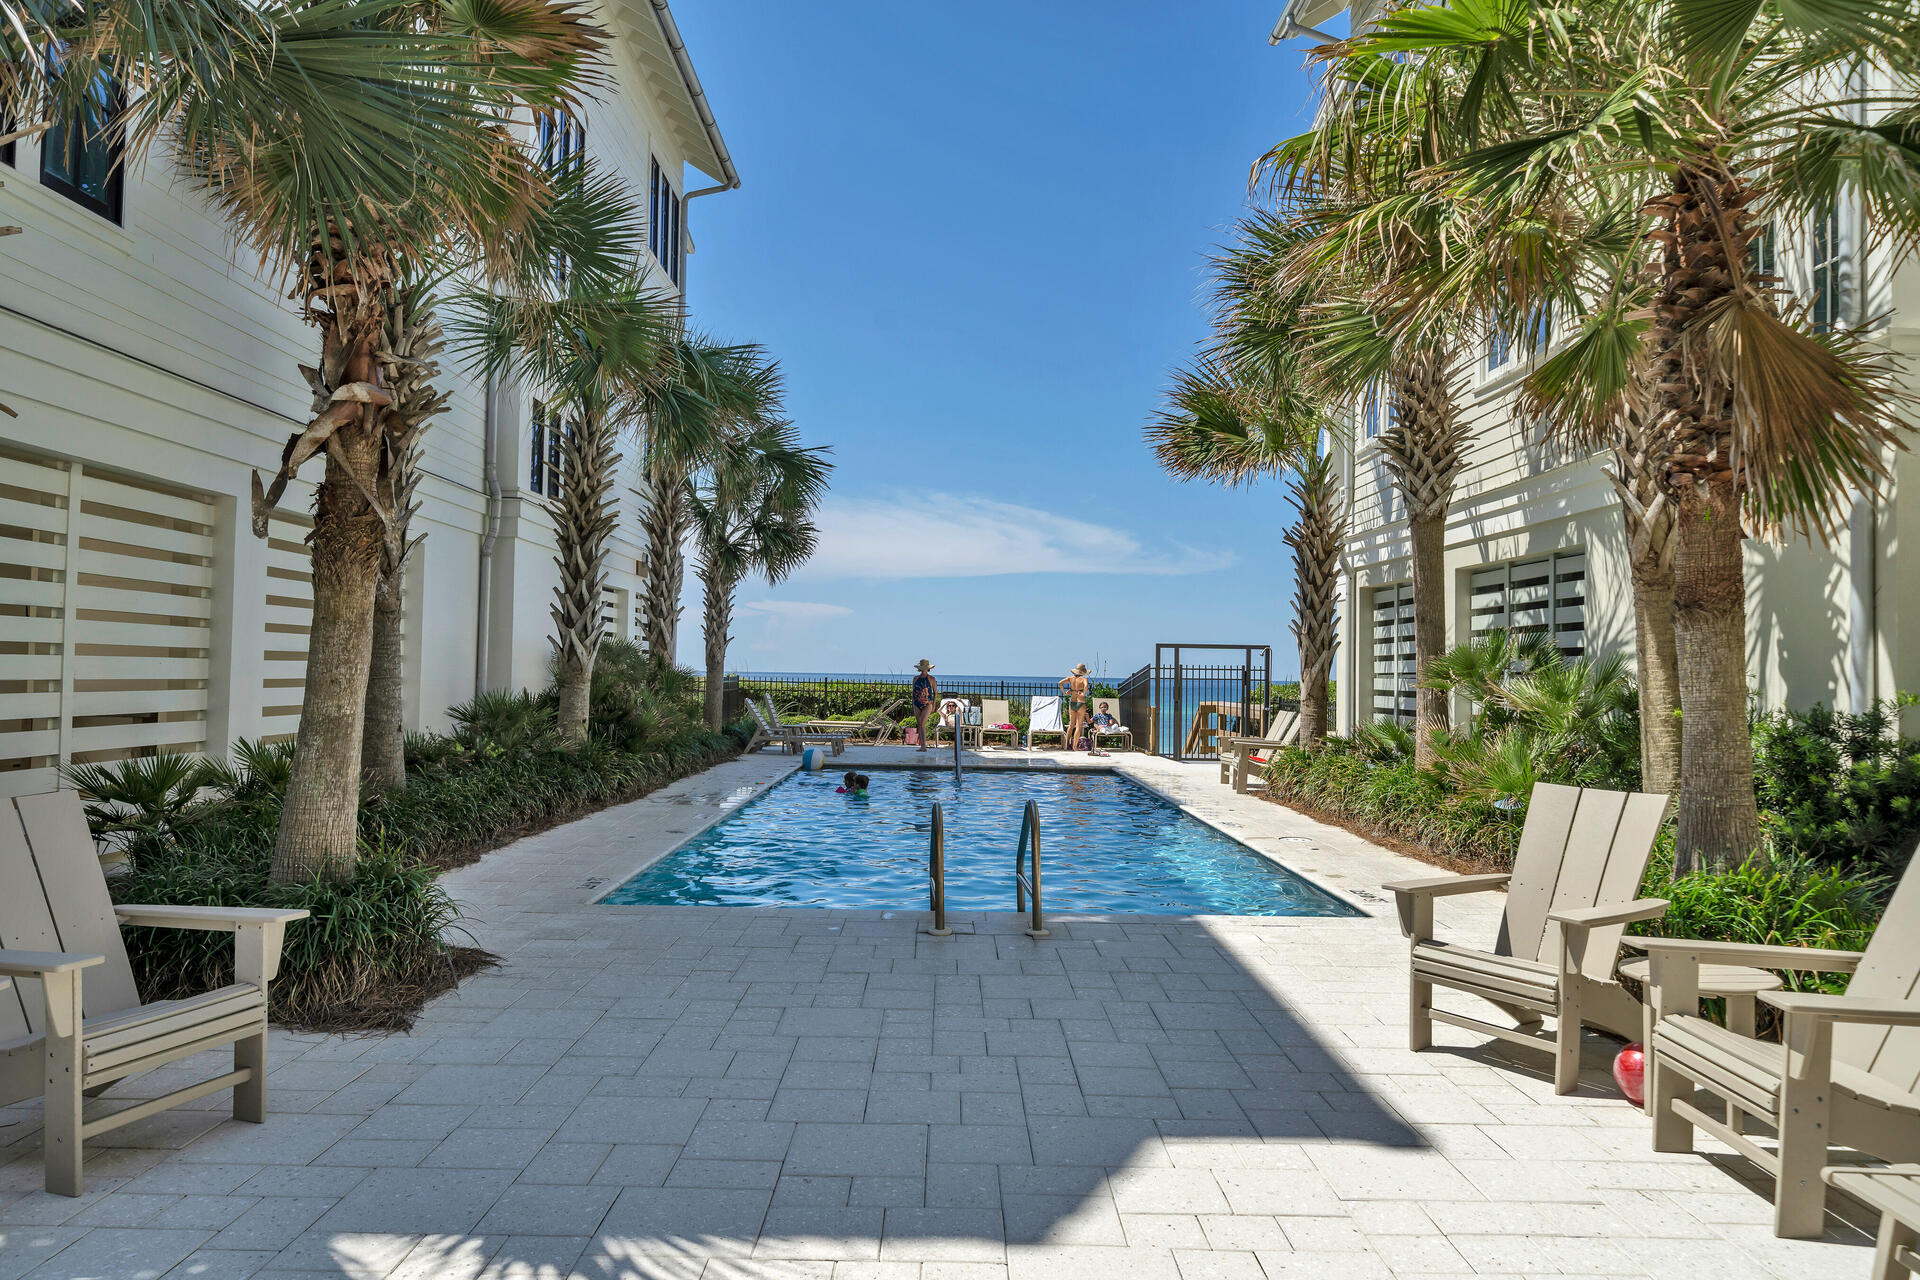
1026, 695, 1062, 751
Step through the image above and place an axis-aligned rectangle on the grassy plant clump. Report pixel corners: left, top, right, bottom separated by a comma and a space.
1264, 743, 1523, 872
115, 839, 489, 1031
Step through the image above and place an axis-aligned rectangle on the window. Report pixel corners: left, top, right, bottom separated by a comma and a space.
1749, 221, 1778, 284
1487, 306, 1550, 373
1362, 378, 1393, 439
537, 110, 584, 175
1369, 583, 1417, 724
40, 69, 124, 222
1811, 209, 1844, 332
1468, 549, 1588, 660
649, 156, 682, 286
529, 402, 570, 502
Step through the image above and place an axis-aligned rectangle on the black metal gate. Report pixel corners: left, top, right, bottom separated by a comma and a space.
1146, 644, 1273, 761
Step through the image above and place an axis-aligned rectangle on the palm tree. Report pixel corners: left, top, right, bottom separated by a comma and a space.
1149, 350, 1346, 750
1351, 0, 1918, 870
161, 0, 604, 879
361, 161, 651, 784
1259, 94, 1486, 767
638, 338, 781, 668
458, 278, 682, 741
691, 415, 832, 730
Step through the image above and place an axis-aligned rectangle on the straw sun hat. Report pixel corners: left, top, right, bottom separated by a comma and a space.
1072, 663, 1090, 675
916, 659, 934, 671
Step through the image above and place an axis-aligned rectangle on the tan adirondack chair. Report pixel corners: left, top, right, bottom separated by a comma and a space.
977, 699, 1021, 749
1218, 710, 1301, 793
1384, 782, 1671, 1093
749, 697, 847, 755
0, 791, 308, 1195
1825, 1165, 1920, 1279
1642, 854, 1920, 1238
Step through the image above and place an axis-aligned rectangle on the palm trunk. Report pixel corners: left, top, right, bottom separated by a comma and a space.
360, 564, 407, 790
1608, 402, 1680, 797
265, 236, 395, 884
700, 557, 733, 731
641, 457, 688, 669
1379, 344, 1469, 769
550, 408, 619, 742
358, 284, 444, 791
1649, 162, 1761, 872
1286, 449, 1345, 751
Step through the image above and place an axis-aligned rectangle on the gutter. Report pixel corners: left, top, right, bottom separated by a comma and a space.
1268, 1, 1342, 44
648, 0, 739, 191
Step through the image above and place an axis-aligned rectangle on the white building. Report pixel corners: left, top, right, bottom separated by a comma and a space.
1268, 2, 1920, 735
0, 1, 737, 799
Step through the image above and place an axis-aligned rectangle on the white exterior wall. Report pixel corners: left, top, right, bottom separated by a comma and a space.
0, 4, 721, 797
1334, 251, 1920, 735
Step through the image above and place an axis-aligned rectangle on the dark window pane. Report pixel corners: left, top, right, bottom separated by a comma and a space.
41, 70, 122, 222
530, 406, 546, 494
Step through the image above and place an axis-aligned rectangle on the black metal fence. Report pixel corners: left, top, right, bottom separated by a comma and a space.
1143, 643, 1278, 761
694, 673, 1127, 728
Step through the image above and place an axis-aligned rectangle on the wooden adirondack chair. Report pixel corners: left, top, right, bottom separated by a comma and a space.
0, 791, 308, 1196
1384, 782, 1671, 1093
1642, 852, 1920, 1238
1218, 710, 1301, 793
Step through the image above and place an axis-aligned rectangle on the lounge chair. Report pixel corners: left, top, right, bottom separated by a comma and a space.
1824, 1165, 1920, 1278
0, 791, 309, 1195
802, 696, 904, 745
1642, 847, 1920, 1238
978, 699, 1021, 749
931, 697, 980, 749
1384, 782, 1670, 1094
748, 698, 848, 755
1026, 695, 1064, 749
1088, 699, 1133, 752
1218, 709, 1301, 793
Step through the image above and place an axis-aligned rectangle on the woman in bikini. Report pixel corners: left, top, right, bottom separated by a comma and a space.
1059, 663, 1093, 752
911, 659, 938, 752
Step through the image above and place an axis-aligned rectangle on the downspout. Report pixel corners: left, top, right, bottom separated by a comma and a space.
475, 378, 503, 697
1846, 64, 1877, 714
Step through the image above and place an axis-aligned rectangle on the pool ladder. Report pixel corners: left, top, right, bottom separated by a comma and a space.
923, 799, 1048, 939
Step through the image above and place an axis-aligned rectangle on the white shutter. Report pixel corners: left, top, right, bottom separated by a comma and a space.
260, 507, 314, 745
1369, 582, 1417, 725
1468, 549, 1587, 660
1, 445, 217, 794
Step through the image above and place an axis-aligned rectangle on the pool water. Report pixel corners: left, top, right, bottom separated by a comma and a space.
601, 769, 1357, 916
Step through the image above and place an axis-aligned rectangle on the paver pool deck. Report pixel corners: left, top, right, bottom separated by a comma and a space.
0, 749, 1882, 1278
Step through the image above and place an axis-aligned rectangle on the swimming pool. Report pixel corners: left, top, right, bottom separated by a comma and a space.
600, 768, 1357, 916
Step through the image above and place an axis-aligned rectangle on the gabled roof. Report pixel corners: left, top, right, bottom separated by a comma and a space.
605, 0, 739, 190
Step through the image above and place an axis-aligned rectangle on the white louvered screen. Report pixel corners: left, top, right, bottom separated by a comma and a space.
603, 586, 629, 642
1468, 549, 1588, 659
1369, 582, 1416, 725
1, 445, 217, 796
260, 507, 315, 744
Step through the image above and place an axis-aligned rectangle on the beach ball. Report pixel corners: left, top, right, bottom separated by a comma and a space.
802, 747, 825, 772
1612, 1042, 1645, 1106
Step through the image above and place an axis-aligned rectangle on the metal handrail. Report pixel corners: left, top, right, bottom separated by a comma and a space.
952, 718, 964, 781
924, 803, 951, 936
1012, 799, 1049, 938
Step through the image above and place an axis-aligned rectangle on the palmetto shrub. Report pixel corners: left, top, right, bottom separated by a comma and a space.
1264, 744, 1523, 872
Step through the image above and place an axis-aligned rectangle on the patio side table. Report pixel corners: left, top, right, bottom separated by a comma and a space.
1620, 954, 1783, 1126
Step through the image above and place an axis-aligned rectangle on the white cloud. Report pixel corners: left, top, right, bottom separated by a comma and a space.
795, 492, 1233, 581
738, 600, 854, 622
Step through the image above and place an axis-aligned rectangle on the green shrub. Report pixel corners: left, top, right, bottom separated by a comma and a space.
115, 838, 482, 1031
1264, 743, 1523, 870
1753, 696, 1920, 876
1633, 845, 1886, 995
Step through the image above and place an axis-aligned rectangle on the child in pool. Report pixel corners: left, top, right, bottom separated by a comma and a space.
836, 772, 870, 797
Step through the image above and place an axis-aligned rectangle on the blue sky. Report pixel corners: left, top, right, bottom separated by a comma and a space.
667, 2, 1332, 681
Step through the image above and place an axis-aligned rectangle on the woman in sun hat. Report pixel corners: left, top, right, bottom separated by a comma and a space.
911, 659, 939, 752
1059, 662, 1093, 752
